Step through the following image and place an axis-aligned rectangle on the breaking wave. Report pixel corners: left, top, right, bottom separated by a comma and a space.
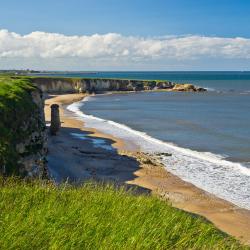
67, 97, 250, 210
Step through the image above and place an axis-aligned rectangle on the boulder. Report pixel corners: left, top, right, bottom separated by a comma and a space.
172, 84, 197, 92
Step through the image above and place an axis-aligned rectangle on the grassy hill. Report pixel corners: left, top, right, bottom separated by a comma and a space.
0, 178, 246, 250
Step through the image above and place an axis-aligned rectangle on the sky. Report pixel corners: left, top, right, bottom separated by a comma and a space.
0, 0, 250, 71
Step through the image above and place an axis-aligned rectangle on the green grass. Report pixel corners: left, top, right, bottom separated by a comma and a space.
0, 178, 247, 250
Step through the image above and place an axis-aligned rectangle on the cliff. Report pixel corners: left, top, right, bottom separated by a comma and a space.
31, 77, 206, 93
0, 77, 47, 177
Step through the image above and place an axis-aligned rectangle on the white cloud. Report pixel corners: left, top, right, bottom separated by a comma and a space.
0, 29, 250, 70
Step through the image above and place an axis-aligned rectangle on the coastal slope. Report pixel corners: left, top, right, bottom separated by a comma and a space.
0, 75, 249, 247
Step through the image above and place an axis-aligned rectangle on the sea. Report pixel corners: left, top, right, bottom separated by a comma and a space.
37, 71, 250, 209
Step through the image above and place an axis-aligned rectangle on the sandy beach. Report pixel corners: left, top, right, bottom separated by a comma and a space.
45, 93, 250, 245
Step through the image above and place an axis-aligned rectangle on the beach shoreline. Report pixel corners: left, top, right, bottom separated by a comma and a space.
45, 93, 250, 245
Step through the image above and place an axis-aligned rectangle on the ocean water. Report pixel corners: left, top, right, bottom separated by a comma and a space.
66, 72, 250, 209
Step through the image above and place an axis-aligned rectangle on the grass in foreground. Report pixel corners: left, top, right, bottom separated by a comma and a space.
0, 178, 247, 250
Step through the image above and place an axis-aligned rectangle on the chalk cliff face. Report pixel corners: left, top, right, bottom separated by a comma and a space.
0, 82, 48, 178
15, 87, 48, 177
32, 77, 205, 93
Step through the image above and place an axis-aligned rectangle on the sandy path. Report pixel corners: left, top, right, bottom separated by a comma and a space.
45, 93, 250, 245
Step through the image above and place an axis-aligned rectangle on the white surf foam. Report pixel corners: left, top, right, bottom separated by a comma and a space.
67, 98, 250, 210
205, 87, 216, 92
240, 90, 250, 95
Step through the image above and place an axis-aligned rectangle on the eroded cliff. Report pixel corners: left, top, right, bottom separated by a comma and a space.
32, 77, 206, 93
0, 77, 47, 177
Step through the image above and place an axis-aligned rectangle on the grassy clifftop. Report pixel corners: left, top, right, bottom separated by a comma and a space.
0, 178, 245, 250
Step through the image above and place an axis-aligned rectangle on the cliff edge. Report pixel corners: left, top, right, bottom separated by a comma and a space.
0, 77, 47, 177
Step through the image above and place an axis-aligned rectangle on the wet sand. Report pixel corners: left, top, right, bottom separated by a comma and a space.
45, 93, 250, 245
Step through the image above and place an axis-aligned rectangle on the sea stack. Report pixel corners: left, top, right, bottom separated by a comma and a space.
50, 104, 60, 135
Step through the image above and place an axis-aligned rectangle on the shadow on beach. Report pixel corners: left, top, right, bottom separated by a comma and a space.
47, 125, 150, 194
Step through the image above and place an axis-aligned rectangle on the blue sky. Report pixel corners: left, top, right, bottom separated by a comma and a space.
0, 0, 250, 70
1, 0, 250, 37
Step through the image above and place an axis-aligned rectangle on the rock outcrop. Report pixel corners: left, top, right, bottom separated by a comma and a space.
50, 104, 60, 135
172, 84, 206, 92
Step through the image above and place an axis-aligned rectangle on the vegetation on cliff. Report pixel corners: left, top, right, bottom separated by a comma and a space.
0, 178, 246, 250
0, 76, 45, 175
